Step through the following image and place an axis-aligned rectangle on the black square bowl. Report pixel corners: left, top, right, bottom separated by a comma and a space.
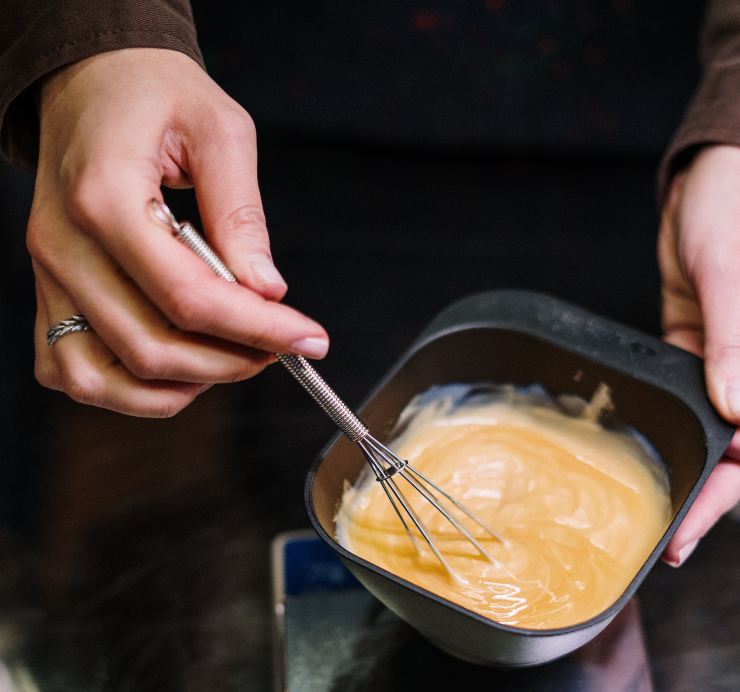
305, 291, 733, 666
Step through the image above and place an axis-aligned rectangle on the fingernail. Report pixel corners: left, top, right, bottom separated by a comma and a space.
291, 337, 329, 359
726, 381, 740, 419
252, 258, 287, 291
149, 199, 177, 231
676, 538, 700, 567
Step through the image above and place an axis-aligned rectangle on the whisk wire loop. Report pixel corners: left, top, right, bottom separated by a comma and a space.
384, 476, 456, 576
360, 435, 501, 563
403, 465, 508, 546
368, 459, 423, 555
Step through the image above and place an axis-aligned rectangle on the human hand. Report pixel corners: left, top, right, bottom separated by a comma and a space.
658, 144, 740, 565
29, 48, 328, 417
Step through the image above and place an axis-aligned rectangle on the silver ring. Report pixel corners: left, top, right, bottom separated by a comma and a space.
47, 314, 90, 347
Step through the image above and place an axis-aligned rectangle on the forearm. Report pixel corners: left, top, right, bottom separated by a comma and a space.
658, 0, 740, 203
0, 0, 203, 170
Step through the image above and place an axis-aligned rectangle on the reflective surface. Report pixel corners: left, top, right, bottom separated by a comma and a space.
1, 137, 738, 690
275, 531, 654, 692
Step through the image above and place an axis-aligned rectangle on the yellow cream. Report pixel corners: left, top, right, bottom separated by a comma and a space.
335, 385, 671, 630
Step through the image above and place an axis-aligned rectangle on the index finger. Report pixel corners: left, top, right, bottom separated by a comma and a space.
66, 164, 328, 359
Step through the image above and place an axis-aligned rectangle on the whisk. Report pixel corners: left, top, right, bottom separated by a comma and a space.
151, 200, 505, 575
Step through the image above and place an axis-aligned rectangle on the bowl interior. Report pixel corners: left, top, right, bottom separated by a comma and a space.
311, 326, 707, 543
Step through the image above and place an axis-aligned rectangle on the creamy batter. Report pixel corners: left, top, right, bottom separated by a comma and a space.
335, 385, 671, 630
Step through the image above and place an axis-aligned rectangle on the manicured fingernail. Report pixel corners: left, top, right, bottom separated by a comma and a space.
725, 381, 740, 419
252, 258, 287, 291
292, 337, 329, 359
676, 538, 700, 567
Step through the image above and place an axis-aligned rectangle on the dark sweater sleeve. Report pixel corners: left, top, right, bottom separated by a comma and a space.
0, 0, 204, 171
658, 1, 740, 203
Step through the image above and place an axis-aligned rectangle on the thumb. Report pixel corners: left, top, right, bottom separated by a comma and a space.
187, 108, 288, 301
694, 255, 740, 423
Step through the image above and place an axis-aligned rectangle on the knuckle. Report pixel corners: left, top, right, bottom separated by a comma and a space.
149, 393, 195, 419
214, 107, 256, 145
123, 340, 168, 379
65, 160, 117, 232
26, 210, 61, 266
244, 313, 280, 351
223, 203, 270, 247
34, 360, 60, 391
692, 242, 740, 283
224, 203, 267, 232
707, 342, 740, 366
230, 361, 268, 383
25, 214, 47, 262
164, 284, 211, 332
151, 403, 183, 419
62, 371, 103, 407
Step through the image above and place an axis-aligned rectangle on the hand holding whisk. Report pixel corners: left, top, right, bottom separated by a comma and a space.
150, 199, 505, 576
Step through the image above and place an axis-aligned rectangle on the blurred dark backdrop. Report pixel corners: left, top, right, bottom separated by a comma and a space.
198, 1, 703, 153
1, 3, 724, 691
2, 0, 706, 535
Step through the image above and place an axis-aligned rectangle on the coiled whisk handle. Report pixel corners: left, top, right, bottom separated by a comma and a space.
151, 200, 369, 442
277, 354, 369, 441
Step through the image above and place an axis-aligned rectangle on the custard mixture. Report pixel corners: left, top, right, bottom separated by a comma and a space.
335, 385, 671, 630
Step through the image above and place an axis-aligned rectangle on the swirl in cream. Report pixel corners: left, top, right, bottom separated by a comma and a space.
335, 385, 671, 630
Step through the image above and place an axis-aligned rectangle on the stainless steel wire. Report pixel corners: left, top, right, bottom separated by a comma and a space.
150, 199, 505, 574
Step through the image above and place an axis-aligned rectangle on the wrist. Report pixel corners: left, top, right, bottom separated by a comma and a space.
39, 48, 201, 117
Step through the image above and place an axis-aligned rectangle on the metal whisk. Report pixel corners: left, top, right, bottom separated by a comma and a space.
151, 200, 505, 575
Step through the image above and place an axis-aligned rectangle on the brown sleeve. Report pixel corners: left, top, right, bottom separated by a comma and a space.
0, 0, 204, 171
658, 1, 740, 203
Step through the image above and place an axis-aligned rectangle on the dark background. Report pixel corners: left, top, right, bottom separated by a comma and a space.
3, 2, 738, 691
